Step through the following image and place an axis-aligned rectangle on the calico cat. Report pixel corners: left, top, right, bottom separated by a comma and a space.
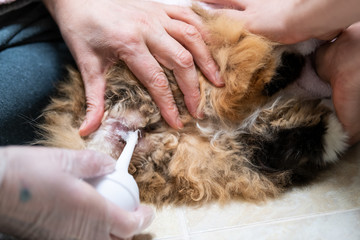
37, 11, 348, 207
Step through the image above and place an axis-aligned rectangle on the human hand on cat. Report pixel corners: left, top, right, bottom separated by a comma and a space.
41, 0, 223, 136
316, 22, 360, 145
197, 0, 360, 145
196, 0, 360, 43
0, 147, 154, 240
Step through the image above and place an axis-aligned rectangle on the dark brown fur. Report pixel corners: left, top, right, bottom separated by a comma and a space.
37, 12, 348, 207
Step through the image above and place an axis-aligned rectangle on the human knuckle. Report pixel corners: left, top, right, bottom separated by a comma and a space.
175, 49, 194, 68
184, 25, 201, 40
123, 33, 142, 46
166, 101, 178, 112
184, 86, 200, 101
85, 93, 101, 107
116, 34, 143, 61
178, 7, 194, 19
136, 12, 152, 27
149, 71, 169, 90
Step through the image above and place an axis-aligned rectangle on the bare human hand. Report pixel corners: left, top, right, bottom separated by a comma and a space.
197, 0, 360, 145
196, 0, 360, 43
42, 0, 223, 136
316, 22, 360, 145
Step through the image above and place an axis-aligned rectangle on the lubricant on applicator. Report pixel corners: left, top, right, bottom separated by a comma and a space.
87, 130, 140, 211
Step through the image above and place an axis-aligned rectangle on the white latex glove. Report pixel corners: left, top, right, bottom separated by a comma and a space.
0, 146, 154, 240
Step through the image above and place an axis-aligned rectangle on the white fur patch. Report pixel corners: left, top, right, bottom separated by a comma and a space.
86, 118, 123, 156
322, 114, 349, 163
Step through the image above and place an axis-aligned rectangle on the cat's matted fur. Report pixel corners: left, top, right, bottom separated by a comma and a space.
37, 11, 349, 207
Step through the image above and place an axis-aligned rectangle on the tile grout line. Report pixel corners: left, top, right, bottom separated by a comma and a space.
177, 207, 191, 240
188, 207, 360, 236
152, 207, 190, 240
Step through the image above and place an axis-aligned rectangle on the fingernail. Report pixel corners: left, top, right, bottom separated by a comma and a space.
79, 119, 88, 136
216, 71, 225, 86
79, 119, 87, 131
176, 118, 184, 129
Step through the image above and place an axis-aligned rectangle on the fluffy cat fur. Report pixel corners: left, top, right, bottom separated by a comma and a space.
37, 11, 349, 207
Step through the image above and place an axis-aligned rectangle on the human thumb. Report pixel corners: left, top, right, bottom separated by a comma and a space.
110, 205, 155, 239
51, 148, 116, 179
133, 205, 155, 234
0, 147, 116, 179
78, 65, 106, 137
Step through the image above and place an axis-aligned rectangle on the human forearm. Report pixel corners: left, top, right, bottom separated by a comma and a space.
315, 22, 360, 145
198, 0, 360, 43
289, 0, 360, 41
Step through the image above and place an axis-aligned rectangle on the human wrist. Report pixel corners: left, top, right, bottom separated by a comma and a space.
41, 0, 80, 25
283, 0, 321, 42
288, 0, 360, 42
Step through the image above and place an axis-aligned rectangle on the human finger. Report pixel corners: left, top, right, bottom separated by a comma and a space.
0, 146, 115, 179
58, 149, 115, 178
147, 29, 201, 118
109, 204, 154, 239
166, 19, 224, 88
205, 7, 247, 21
45, 148, 116, 178
78, 58, 107, 137
317, 29, 343, 41
162, 6, 223, 87
122, 44, 183, 129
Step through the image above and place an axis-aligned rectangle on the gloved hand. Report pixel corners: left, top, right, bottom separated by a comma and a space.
0, 146, 154, 240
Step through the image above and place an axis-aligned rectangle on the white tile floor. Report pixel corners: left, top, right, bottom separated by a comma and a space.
139, 143, 360, 240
